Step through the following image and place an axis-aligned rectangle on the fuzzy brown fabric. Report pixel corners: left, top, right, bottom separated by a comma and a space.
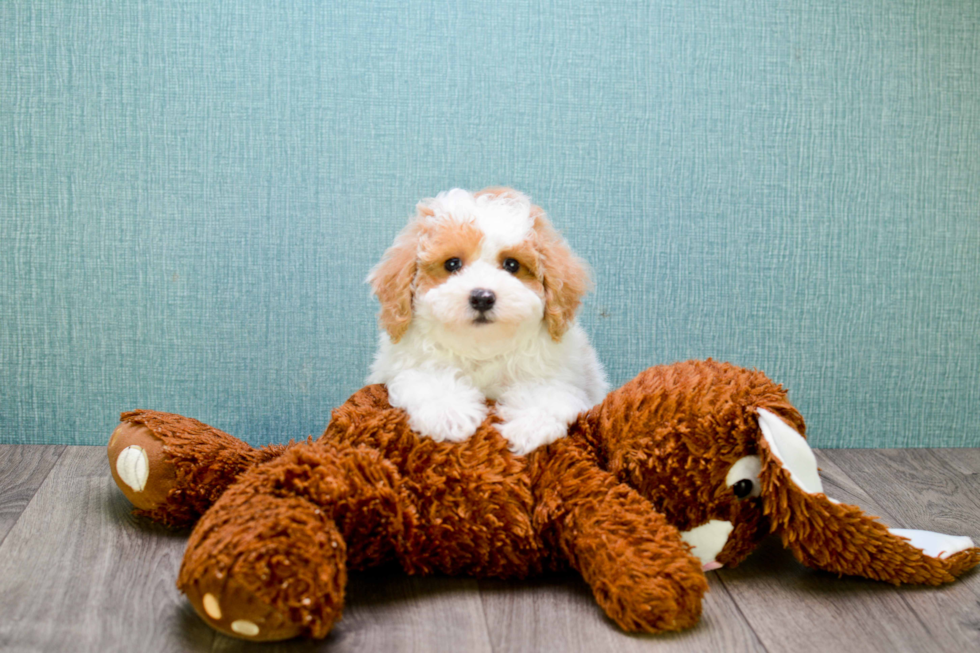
113, 410, 288, 527
528, 435, 707, 631
171, 386, 708, 639
577, 359, 806, 568
108, 360, 980, 641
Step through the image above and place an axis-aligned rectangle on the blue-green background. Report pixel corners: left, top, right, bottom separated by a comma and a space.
3, 1, 978, 447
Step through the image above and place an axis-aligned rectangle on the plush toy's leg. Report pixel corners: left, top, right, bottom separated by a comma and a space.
108, 410, 288, 528
178, 441, 411, 641
530, 438, 708, 633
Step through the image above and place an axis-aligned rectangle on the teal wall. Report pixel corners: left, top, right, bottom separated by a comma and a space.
2, 1, 978, 447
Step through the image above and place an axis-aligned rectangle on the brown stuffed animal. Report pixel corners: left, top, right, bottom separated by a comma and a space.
107, 360, 979, 642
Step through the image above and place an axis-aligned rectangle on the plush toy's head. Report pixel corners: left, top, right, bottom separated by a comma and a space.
622, 422, 776, 572
587, 360, 978, 582
588, 361, 800, 570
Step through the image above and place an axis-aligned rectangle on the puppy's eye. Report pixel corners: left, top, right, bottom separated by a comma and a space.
502, 258, 520, 274
444, 258, 462, 273
725, 455, 762, 500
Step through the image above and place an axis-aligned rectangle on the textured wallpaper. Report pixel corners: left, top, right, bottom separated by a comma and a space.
2, 0, 978, 447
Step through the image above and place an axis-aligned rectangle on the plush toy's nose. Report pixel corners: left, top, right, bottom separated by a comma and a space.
469, 288, 496, 312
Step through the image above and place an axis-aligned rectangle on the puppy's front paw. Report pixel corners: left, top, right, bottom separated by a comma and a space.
407, 397, 488, 443
497, 410, 569, 455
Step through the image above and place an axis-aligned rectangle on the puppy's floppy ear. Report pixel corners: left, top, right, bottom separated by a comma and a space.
755, 409, 979, 584
532, 208, 592, 341
366, 208, 426, 343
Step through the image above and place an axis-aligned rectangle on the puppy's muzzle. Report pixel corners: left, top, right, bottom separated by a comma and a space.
469, 288, 496, 320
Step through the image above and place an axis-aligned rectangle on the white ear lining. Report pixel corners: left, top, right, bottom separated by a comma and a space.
756, 408, 824, 494
888, 529, 976, 560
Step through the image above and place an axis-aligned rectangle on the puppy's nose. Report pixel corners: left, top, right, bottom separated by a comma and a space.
469, 288, 496, 312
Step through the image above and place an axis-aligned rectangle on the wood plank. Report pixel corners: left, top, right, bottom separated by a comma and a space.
210, 573, 495, 653
827, 449, 980, 553
716, 539, 947, 653
212, 548, 759, 652
928, 448, 980, 507
928, 448, 980, 476
713, 449, 974, 653
0, 445, 65, 545
0, 446, 216, 653
812, 449, 893, 512
0, 446, 493, 653
478, 572, 765, 653
329, 574, 492, 653
820, 449, 980, 649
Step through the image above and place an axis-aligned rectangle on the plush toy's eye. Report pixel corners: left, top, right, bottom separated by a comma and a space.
444, 257, 462, 273
732, 479, 754, 499
502, 258, 520, 274
725, 455, 762, 500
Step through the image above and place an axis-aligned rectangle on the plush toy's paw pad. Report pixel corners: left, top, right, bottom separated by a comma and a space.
179, 490, 348, 640
115, 445, 149, 492
107, 421, 177, 510
185, 579, 305, 642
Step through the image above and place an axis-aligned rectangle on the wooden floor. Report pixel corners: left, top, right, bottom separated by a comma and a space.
0, 446, 977, 653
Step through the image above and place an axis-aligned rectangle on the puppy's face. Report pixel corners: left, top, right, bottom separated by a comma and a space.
369, 188, 590, 350
414, 217, 545, 347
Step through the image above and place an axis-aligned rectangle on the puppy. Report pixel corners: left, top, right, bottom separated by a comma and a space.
367, 187, 608, 455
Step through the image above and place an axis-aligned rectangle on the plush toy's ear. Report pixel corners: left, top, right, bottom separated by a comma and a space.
755, 408, 979, 584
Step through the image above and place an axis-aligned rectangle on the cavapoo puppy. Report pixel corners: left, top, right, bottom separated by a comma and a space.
367, 187, 608, 454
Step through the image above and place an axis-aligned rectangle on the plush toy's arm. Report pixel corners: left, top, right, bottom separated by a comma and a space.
108, 410, 288, 527
529, 437, 708, 633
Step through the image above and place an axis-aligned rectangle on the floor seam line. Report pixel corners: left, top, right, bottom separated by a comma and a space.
0, 444, 68, 549
712, 571, 773, 653
924, 449, 980, 512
